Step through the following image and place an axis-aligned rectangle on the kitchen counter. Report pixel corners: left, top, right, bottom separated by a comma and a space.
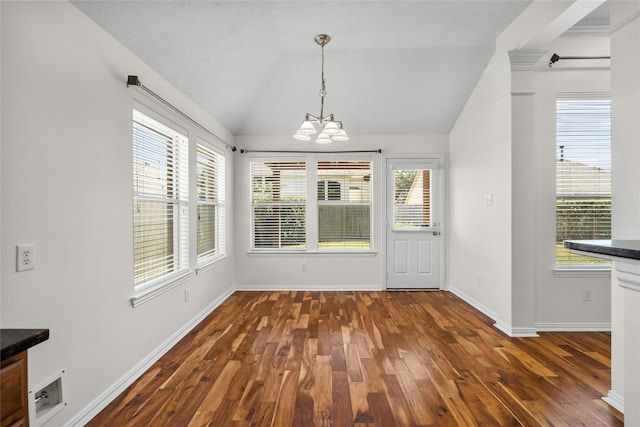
1, 328, 49, 361
563, 239, 640, 261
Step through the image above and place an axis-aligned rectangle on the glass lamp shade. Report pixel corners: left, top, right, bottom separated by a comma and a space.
298, 120, 317, 135
322, 121, 340, 135
315, 132, 332, 144
331, 129, 349, 142
293, 132, 311, 141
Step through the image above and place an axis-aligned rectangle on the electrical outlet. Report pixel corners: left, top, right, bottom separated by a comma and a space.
583, 288, 592, 301
16, 244, 34, 272
185, 289, 190, 303
476, 276, 483, 286
301, 263, 308, 273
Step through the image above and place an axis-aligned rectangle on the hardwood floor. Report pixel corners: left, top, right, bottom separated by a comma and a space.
88, 291, 623, 426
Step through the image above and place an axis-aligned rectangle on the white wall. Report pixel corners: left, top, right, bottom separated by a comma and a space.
233, 134, 449, 290
450, 4, 613, 333
449, 56, 513, 325
1, 2, 235, 425
532, 36, 612, 329
609, 0, 640, 414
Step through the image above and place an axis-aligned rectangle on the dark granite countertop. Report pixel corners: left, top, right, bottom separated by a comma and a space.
1, 329, 49, 361
564, 240, 640, 261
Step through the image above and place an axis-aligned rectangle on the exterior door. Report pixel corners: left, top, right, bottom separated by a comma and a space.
386, 158, 442, 289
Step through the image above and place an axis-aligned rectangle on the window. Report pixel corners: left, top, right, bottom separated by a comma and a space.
317, 161, 372, 249
132, 110, 189, 288
251, 160, 306, 249
393, 169, 432, 228
196, 142, 225, 264
555, 94, 611, 265
250, 157, 374, 252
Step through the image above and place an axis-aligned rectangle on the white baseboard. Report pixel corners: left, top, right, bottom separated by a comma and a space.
235, 284, 383, 291
447, 287, 498, 321
534, 322, 611, 332
602, 390, 624, 414
494, 319, 539, 337
448, 287, 539, 337
66, 286, 236, 427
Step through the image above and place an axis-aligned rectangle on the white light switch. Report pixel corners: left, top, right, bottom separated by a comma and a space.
485, 193, 494, 206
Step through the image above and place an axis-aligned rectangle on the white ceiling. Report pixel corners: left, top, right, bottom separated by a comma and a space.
72, 0, 532, 136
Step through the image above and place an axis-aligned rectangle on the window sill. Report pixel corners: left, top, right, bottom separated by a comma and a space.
247, 250, 378, 258
553, 265, 611, 278
130, 270, 192, 308
196, 255, 228, 274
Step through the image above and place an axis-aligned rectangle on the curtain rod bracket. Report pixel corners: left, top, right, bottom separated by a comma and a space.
127, 75, 141, 87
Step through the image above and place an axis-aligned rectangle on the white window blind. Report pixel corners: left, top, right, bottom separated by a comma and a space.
317, 161, 371, 249
133, 110, 189, 287
197, 142, 225, 262
556, 94, 611, 265
251, 160, 306, 249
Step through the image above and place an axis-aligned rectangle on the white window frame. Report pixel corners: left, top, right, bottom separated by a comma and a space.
554, 93, 611, 274
131, 107, 190, 306
250, 157, 307, 251
196, 140, 226, 270
248, 153, 375, 254
317, 159, 373, 251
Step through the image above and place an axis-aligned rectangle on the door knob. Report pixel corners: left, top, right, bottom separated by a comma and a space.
433, 231, 440, 236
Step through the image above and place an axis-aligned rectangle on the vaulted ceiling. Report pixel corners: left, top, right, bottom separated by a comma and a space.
72, 1, 533, 136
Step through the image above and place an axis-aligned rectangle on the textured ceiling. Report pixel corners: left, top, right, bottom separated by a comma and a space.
72, 0, 531, 136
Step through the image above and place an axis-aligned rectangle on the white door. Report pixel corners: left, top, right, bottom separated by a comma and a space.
386, 158, 442, 289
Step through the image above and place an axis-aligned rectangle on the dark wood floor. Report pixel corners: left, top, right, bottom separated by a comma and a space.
88, 291, 623, 426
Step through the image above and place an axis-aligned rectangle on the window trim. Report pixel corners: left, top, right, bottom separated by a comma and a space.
129, 96, 231, 307
132, 107, 190, 300
554, 93, 611, 270
553, 265, 611, 278
196, 140, 226, 270
250, 157, 308, 251
131, 270, 192, 308
248, 153, 376, 254
316, 159, 373, 251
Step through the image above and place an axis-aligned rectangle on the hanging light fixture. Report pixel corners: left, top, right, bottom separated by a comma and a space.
294, 34, 349, 143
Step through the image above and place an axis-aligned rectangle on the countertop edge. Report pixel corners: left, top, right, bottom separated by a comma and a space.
564, 240, 640, 261
1, 329, 50, 361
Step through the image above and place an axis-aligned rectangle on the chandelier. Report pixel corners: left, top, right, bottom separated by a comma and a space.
293, 34, 349, 143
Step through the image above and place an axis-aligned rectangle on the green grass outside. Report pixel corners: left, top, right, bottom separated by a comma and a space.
556, 243, 610, 265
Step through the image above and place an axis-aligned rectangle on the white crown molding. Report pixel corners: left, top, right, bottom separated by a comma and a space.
561, 25, 610, 38
609, 7, 640, 36
615, 261, 640, 291
508, 49, 548, 71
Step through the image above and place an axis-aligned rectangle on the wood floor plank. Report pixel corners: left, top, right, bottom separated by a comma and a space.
88, 291, 624, 426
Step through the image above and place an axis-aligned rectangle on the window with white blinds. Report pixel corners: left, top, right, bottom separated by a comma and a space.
133, 110, 189, 288
318, 161, 372, 249
251, 160, 306, 249
556, 94, 611, 265
393, 169, 433, 228
197, 142, 225, 263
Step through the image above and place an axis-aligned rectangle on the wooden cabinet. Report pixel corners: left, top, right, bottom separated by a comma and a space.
1, 351, 29, 427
